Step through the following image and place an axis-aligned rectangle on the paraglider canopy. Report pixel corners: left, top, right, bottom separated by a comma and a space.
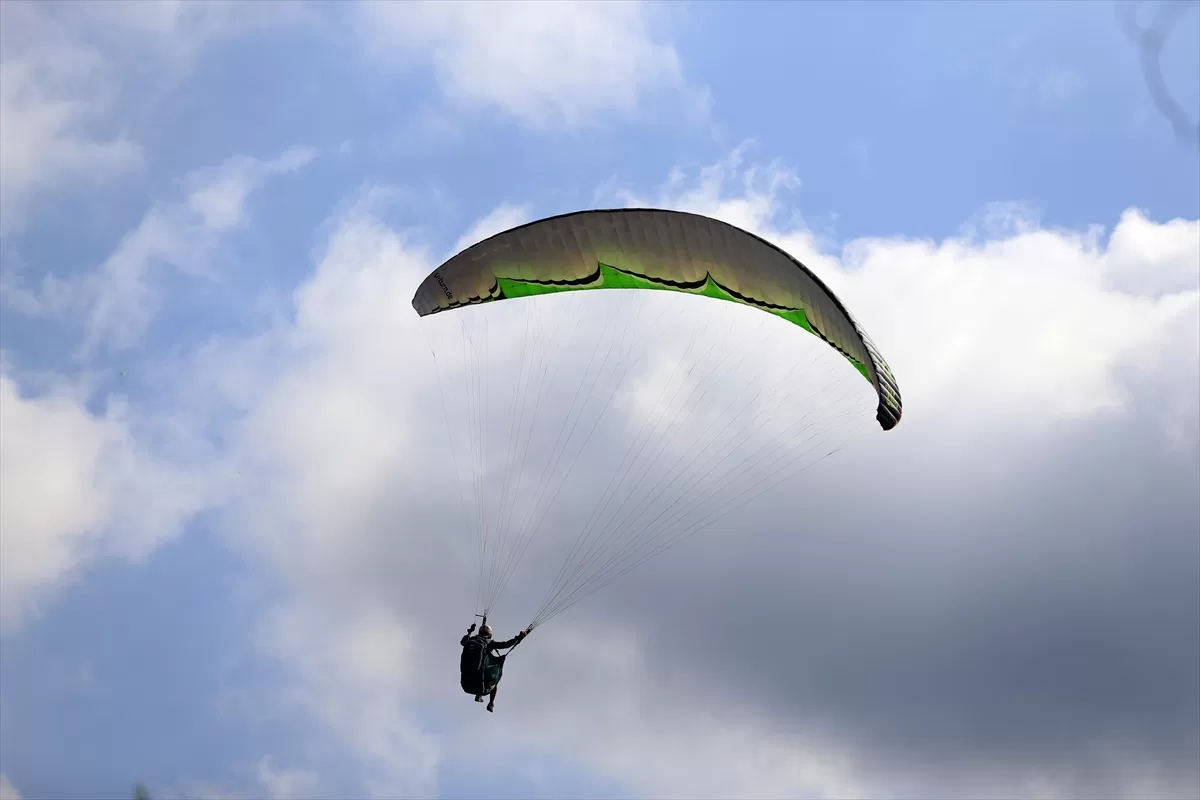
413, 208, 901, 430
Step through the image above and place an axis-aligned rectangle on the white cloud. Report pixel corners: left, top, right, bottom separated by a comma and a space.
1104, 207, 1200, 296
173, 154, 1199, 800
0, 774, 19, 800
453, 202, 531, 253
253, 603, 440, 800
0, 370, 220, 633
255, 757, 321, 800
0, 0, 305, 236
0, 1, 141, 236
160, 756, 321, 800
611, 143, 807, 241
612, 147, 1200, 436
1, 147, 315, 354
355, 0, 707, 128
184, 148, 316, 231
836, 225, 1196, 428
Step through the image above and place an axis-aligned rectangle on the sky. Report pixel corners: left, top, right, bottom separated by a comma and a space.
0, 1, 1198, 799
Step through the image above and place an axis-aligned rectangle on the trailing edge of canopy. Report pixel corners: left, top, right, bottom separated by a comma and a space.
412, 208, 902, 430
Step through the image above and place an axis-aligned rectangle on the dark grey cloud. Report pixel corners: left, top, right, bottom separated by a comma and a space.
598, 404, 1199, 796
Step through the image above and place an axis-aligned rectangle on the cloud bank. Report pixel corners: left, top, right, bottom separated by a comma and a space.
112, 151, 1197, 798
354, 0, 707, 129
